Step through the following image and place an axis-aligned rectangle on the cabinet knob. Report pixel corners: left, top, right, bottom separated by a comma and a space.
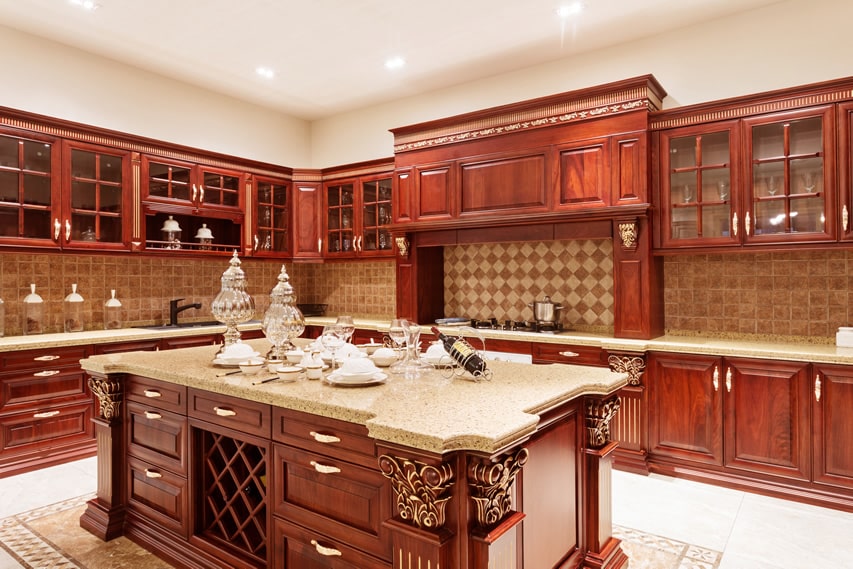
310, 540, 342, 557
309, 431, 341, 444
310, 460, 341, 474
33, 410, 60, 419
214, 406, 237, 417
143, 389, 162, 398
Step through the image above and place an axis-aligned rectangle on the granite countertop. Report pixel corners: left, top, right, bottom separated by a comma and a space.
5, 316, 853, 365
79, 337, 627, 455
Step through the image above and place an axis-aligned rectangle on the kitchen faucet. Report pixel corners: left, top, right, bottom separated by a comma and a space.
169, 298, 202, 326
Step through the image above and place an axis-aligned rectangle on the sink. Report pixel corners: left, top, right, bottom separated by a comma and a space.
132, 319, 261, 331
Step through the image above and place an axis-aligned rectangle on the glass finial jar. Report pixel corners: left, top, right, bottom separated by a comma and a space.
23, 284, 43, 335
211, 251, 255, 350
262, 265, 305, 361
64, 283, 85, 332
104, 289, 122, 330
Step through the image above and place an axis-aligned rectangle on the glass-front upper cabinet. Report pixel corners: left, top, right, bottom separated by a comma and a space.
743, 106, 835, 244
141, 156, 243, 214
62, 141, 131, 250
659, 122, 740, 248
324, 174, 393, 258
360, 176, 393, 255
0, 130, 59, 247
252, 176, 289, 256
325, 181, 355, 256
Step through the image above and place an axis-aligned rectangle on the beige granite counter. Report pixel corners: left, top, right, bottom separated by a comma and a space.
79, 337, 627, 455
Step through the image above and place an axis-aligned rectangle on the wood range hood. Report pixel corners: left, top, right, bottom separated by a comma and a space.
388, 75, 668, 340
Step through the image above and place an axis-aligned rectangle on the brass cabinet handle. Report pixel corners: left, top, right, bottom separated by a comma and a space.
310, 460, 341, 474
144, 469, 162, 479
253, 234, 259, 251
198, 185, 204, 204
309, 431, 341, 444
844, 205, 849, 232
559, 351, 579, 358
144, 411, 162, 420
725, 367, 732, 393
54, 218, 61, 240
34, 370, 60, 377
143, 389, 162, 398
65, 219, 71, 241
192, 184, 198, 202
745, 211, 751, 236
318, 238, 322, 253
310, 540, 342, 557
33, 410, 60, 418
732, 212, 738, 237
815, 374, 822, 402
712, 365, 719, 392
214, 406, 237, 417
34, 355, 60, 361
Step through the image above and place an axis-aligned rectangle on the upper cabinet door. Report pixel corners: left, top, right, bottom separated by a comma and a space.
62, 141, 132, 251
252, 176, 290, 257
0, 129, 61, 248
658, 121, 740, 248
323, 174, 394, 259
358, 175, 393, 257
837, 102, 853, 242
324, 180, 356, 257
743, 106, 836, 245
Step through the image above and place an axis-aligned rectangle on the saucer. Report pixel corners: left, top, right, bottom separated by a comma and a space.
325, 372, 387, 387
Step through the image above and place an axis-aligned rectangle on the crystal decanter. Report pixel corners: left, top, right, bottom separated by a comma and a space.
211, 251, 255, 350
262, 265, 305, 361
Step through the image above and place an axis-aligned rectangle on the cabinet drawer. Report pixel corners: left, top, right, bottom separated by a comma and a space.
127, 400, 187, 475
126, 376, 186, 414
94, 340, 161, 355
272, 517, 389, 569
0, 346, 89, 373
531, 342, 607, 366
1, 370, 90, 411
127, 455, 188, 539
272, 444, 391, 561
189, 388, 270, 438
273, 408, 375, 468
0, 400, 94, 455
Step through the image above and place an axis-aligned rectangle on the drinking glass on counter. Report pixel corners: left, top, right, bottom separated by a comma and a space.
320, 325, 345, 368
388, 318, 407, 373
335, 315, 355, 343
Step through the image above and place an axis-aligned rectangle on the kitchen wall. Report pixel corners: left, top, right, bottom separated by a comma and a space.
0, 252, 395, 336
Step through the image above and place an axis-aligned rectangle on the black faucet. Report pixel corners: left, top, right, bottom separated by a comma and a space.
169, 298, 202, 326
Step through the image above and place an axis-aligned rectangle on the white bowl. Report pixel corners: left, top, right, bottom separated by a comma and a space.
356, 341, 382, 355
371, 354, 397, 367
266, 359, 284, 373
285, 349, 304, 364
276, 365, 302, 382
238, 359, 264, 374
221, 342, 256, 360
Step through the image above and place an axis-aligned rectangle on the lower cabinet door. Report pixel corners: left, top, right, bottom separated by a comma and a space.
272, 517, 389, 569
0, 400, 93, 456
127, 455, 188, 538
812, 363, 853, 489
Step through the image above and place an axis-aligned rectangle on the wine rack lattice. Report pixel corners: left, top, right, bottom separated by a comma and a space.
200, 430, 267, 563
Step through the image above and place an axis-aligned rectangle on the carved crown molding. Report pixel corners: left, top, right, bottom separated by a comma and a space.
379, 454, 455, 530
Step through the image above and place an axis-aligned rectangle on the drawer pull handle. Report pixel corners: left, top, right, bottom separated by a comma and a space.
34, 355, 61, 361
310, 461, 341, 475
309, 431, 341, 444
33, 410, 60, 418
310, 540, 342, 557
144, 411, 162, 420
214, 406, 237, 417
712, 365, 719, 392
559, 351, 579, 358
143, 389, 162, 398
144, 469, 162, 479
815, 374, 822, 402
725, 368, 732, 393
34, 370, 60, 377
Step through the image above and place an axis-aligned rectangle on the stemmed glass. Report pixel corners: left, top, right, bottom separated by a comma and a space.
320, 325, 345, 369
335, 315, 355, 344
404, 322, 432, 373
388, 318, 408, 373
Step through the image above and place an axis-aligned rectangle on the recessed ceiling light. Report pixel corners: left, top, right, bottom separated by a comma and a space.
556, 2, 585, 18
255, 67, 275, 79
384, 56, 405, 70
69, 0, 100, 10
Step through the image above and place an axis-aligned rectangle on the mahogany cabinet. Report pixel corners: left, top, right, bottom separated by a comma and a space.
250, 175, 291, 257
323, 173, 394, 258
810, 362, 853, 490
837, 101, 853, 241
290, 180, 323, 261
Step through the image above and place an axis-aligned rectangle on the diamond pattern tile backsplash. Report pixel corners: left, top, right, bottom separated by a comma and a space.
443, 240, 615, 332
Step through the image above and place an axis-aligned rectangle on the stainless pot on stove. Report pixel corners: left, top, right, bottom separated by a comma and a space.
529, 295, 563, 323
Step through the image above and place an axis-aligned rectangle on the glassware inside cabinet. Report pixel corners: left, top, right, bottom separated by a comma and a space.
0, 134, 53, 241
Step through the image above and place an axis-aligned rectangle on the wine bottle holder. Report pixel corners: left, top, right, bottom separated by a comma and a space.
436, 329, 492, 382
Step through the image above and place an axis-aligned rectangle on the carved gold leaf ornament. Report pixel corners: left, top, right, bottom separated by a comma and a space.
607, 355, 646, 386
468, 448, 529, 528
618, 221, 638, 249
379, 455, 454, 529
585, 396, 621, 448
395, 236, 410, 257
88, 377, 122, 420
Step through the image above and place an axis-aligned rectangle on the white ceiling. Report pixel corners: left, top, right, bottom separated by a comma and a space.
0, 0, 783, 121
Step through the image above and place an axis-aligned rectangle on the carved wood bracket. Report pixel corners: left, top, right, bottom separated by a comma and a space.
88, 376, 123, 421
379, 454, 454, 530
467, 448, 529, 529
607, 354, 646, 386
395, 236, 410, 257
585, 396, 621, 449
617, 219, 639, 251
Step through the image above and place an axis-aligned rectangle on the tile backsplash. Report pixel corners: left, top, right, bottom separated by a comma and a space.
0, 252, 396, 336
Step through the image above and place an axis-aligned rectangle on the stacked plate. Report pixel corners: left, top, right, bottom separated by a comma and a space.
213, 342, 261, 367
326, 358, 386, 387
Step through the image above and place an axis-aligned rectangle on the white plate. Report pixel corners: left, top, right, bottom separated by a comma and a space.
325, 372, 387, 387
213, 352, 260, 366
422, 354, 457, 367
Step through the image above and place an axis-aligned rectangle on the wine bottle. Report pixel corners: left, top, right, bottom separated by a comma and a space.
430, 327, 488, 376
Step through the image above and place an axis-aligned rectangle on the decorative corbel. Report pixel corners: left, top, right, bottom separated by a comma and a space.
468, 448, 529, 528
585, 396, 621, 449
607, 354, 646, 386
379, 454, 454, 529
395, 236, 410, 257
88, 376, 123, 421
617, 219, 639, 251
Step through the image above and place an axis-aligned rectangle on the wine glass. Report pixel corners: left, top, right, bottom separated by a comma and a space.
766, 176, 778, 196
683, 184, 693, 203
388, 318, 407, 373
717, 180, 729, 201
335, 315, 355, 344
320, 326, 345, 369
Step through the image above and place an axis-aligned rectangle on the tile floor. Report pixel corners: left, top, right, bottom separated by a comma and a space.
2, 457, 853, 568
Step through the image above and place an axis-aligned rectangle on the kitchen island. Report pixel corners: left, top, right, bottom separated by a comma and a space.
78, 337, 629, 569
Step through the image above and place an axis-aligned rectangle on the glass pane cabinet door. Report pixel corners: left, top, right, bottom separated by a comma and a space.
661, 125, 738, 247
147, 161, 192, 203
746, 108, 834, 243
254, 178, 289, 254
68, 148, 126, 247
325, 182, 354, 254
201, 169, 241, 209
0, 134, 57, 244
360, 177, 393, 254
